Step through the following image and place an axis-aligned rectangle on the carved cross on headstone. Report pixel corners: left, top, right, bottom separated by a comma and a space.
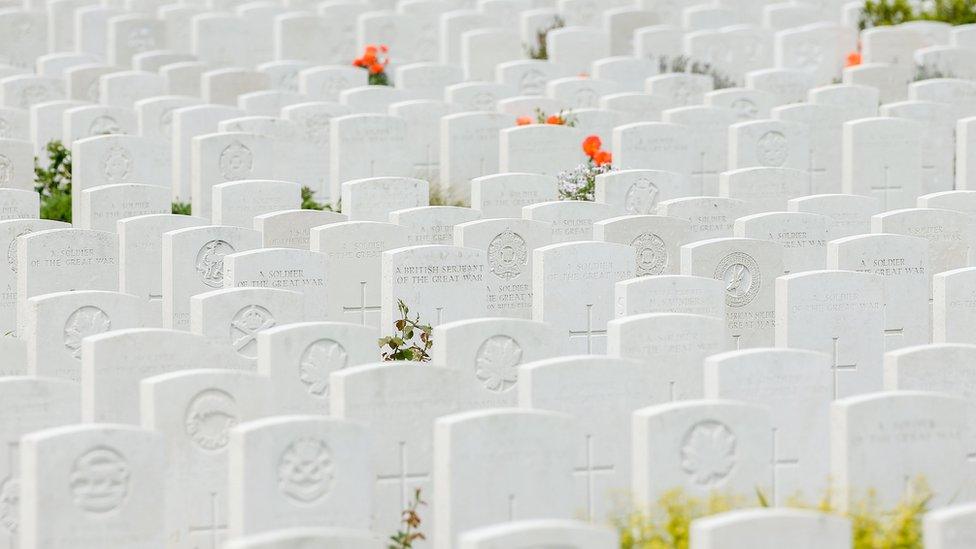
376, 441, 430, 512
342, 281, 380, 326
568, 304, 606, 354
187, 491, 226, 549
572, 434, 615, 520
869, 165, 901, 211
831, 337, 857, 400
770, 427, 799, 505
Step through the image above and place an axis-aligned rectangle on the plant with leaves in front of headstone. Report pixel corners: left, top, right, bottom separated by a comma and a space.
33, 140, 72, 222
516, 107, 578, 127
657, 55, 737, 90
353, 44, 392, 86
613, 488, 747, 549
171, 201, 191, 215
524, 15, 566, 60
914, 64, 953, 81
301, 185, 335, 210
556, 134, 613, 201
379, 300, 433, 362
388, 488, 426, 549
859, 0, 976, 29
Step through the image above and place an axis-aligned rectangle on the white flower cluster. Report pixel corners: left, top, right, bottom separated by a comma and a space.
557, 161, 613, 201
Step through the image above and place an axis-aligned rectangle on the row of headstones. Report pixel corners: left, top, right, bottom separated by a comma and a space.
0, 346, 974, 548
5, 218, 976, 396
0, 0, 862, 75
3, 0, 973, 90
4, 179, 976, 333
8, 80, 976, 208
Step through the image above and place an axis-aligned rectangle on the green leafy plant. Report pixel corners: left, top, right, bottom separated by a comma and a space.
613, 480, 933, 549
525, 15, 566, 60
613, 489, 748, 549
656, 55, 737, 90
171, 201, 191, 215
428, 185, 466, 207
378, 300, 433, 362
34, 140, 72, 222
914, 64, 952, 81
388, 488, 426, 549
301, 185, 335, 211
860, 0, 976, 28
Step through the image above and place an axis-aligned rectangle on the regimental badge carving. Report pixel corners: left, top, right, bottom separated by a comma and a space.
471, 92, 496, 112
102, 146, 132, 183
69, 447, 130, 514
218, 141, 254, 181
520, 69, 545, 95
277, 438, 334, 504
0, 154, 12, 186
795, 41, 823, 67
673, 80, 693, 106
158, 108, 175, 138
730, 98, 758, 120
303, 113, 332, 145
184, 389, 239, 451
18, 86, 49, 109
63, 307, 112, 360
624, 178, 659, 214
0, 474, 18, 535
320, 76, 348, 99
756, 130, 788, 167
229, 305, 276, 358
475, 335, 522, 393
195, 239, 235, 288
7, 228, 31, 273
714, 251, 761, 308
632, 233, 668, 276
487, 230, 527, 280
126, 26, 156, 52
89, 115, 121, 136
299, 339, 348, 397
680, 420, 736, 487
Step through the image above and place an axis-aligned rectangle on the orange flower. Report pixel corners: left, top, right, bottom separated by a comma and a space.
516, 116, 532, 126
369, 63, 385, 75
546, 114, 564, 125
582, 135, 601, 158
845, 51, 861, 67
593, 150, 612, 166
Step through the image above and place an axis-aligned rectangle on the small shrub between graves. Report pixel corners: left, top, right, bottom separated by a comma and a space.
516, 107, 578, 127
388, 488, 426, 548
524, 15, 566, 60
301, 185, 335, 211
656, 55, 737, 90
612, 479, 932, 549
34, 140, 72, 223
379, 300, 433, 362
171, 201, 191, 215
860, 0, 976, 28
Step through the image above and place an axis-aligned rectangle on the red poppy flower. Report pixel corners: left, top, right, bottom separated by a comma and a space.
582, 135, 601, 158
593, 150, 612, 166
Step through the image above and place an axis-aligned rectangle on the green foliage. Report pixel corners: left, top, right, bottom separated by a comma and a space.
914, 64, 952, 81
378, 300, 433, 362
860, 0, 976, 29
429, 185, 466, 207
612, 481, 933, 549
657, 55, 737, 90
370, 71, 391, 86
525, 15, 566, 60
613, 489, 747, 549
34, 140, 72, 223
301, 186, 335, 211
171, 201, 191, 215
388, 488, 426, 549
